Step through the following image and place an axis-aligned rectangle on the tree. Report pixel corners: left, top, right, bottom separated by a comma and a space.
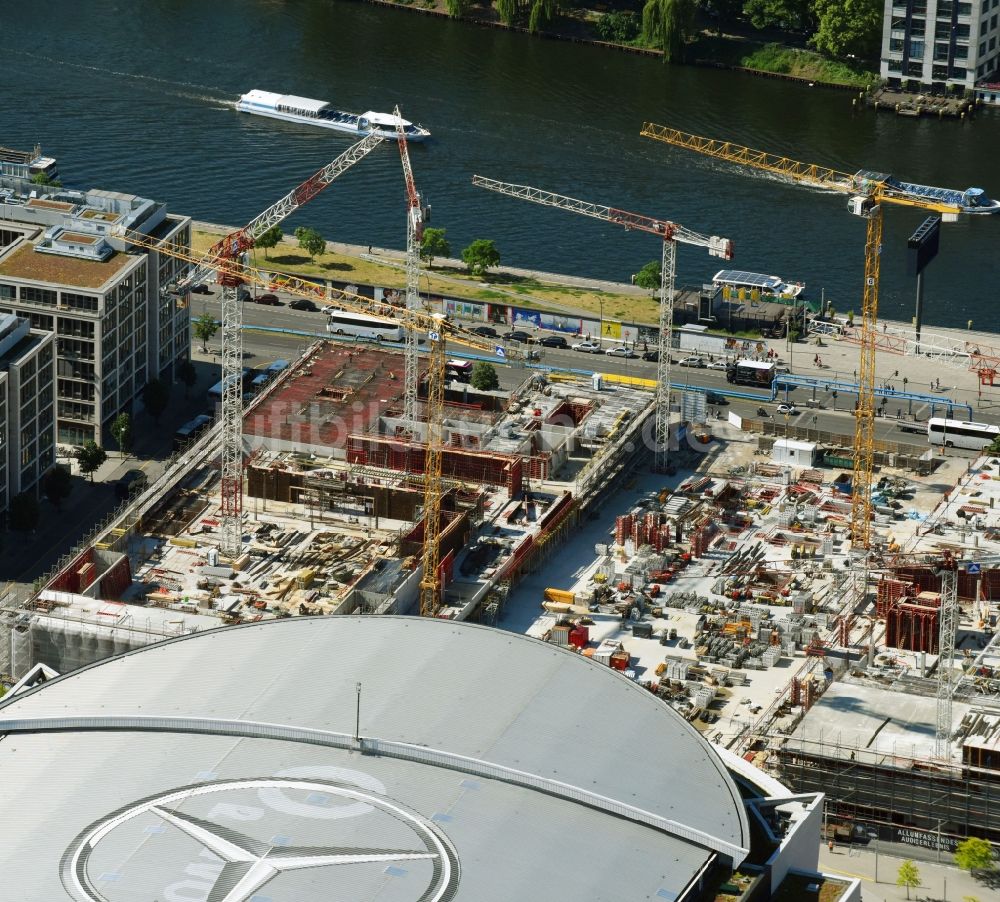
30, 171, 62, 188
641, 0, 695, 62
420, 228, 451, 267
142, 378, 170, 422
446, 0, 471, 15
461, 239, 501, 276
528, 0, 556, 33
193, 313, 219, 352
635, 260, 662, 292
896, 860, 921, 900
595, 10, 640, 43
954, 837, 996, 875
294, 226, 326, 261
471, 361, 500, 391
43, 465, 73, 511
743, 0, 813, 32
9, 491, 40, 532
177, 359, 198, 398
76, 440, 107, 481
255, 225, 284, 260
700, 0, 743, 35
495, 0, 521, 26
111, 412, 132, 456
811, 0, 882, 59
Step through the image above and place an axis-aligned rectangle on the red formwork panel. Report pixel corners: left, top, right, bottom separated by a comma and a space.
886, 603, 940, 654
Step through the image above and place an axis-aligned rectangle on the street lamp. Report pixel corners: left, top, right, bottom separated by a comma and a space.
599, 298, 604, 348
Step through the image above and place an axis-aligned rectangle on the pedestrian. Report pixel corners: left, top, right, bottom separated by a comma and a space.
367, 245, 372, 254
828, 839, 834, 853
893, 370, 899, 378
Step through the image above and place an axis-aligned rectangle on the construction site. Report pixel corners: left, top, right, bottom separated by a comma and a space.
0, 113, 999, 893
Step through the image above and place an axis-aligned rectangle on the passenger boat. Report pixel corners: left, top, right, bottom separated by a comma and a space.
236, 90, 430, 141
851, 170, 1000, 215
712, 270, 805, 300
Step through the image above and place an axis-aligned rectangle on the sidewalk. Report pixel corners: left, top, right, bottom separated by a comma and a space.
819, 841, 994, 901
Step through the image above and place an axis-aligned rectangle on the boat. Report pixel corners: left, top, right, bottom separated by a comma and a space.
236, 90, 430, 141
853, 170, 1000, 215
712, 270, 806, 301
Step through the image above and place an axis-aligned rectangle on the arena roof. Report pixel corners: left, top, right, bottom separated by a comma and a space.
0, 617, 749, 902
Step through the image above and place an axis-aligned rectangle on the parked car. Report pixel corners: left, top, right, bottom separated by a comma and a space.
572, 340, 603, 354
255, 293, 281, 306
190, 283, 212, 295
641, 349, 659, 362
776, 403, 800, 415
503, 330, 533, 344
538, 334, 568, 349
678, 356, 706, 368
706, 391, 728, 405
472, 325, 498, 338
289, 298, 318, 312
705, 360, 729, 371
606, 346, 637, 358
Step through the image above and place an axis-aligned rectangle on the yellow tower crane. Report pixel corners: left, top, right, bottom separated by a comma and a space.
640, 123, 964, 550
116, 228, 519, 617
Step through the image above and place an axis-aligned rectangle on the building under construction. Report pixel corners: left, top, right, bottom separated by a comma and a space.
0, 339, 656, 679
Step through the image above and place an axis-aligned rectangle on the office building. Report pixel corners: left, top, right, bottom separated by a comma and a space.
881, 0, 1000, 92
0, 176, 191, 446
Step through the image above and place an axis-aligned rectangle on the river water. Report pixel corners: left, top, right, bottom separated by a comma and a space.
3, 0, 998, 329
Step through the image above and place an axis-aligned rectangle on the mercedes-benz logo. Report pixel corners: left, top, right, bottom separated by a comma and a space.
60, 778, 460, 902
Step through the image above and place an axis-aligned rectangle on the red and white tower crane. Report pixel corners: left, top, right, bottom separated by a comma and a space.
472, 177, 732, 472
394, 106, 426, 427
128, 133, 384, 558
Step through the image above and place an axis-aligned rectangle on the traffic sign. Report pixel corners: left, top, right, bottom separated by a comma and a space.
966, 562, 982, 574
428, 330, 440, 342
495, 346, 506, 358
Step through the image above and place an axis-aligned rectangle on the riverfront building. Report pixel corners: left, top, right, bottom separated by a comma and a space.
0, 178, 191, 446
0, 314, 55, 515
880, 0, 1000, 92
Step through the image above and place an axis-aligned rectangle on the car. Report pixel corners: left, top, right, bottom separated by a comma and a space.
190, 283, 212, 295
503, 330, 533, 344
678, 356, 706, 368
289, 298, 318, 312
472, 325, 498, 338
237, 288, 251, 303
706, 360, 729, 371
572, 340, 603, 354
255, 293, 281, 306
776, 403, 800, 415
605, 346, 637, 358
641, 349, 659, 362
538, 334, 568, 349
706, 391, 728, 405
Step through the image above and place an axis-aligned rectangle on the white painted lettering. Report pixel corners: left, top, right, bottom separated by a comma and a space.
205, 802, 265, 822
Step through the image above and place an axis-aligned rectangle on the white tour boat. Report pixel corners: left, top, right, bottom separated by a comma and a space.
236, 90, 430, 141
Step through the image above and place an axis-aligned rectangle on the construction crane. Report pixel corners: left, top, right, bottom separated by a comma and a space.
640, 123, 964, 548
125, 133, 383, 558
394, 105, 427, 428
115, 232, 517, 617
472, 176, 732, 473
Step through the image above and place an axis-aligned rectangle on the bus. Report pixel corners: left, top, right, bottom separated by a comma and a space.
173, 414, 212, 451
326, 309, 403, 342
207, 368, 253, 403
726, 359, 777, 387
927, 418, 1000, 450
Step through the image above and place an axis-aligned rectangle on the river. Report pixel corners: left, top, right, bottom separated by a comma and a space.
3, 0, 998, 329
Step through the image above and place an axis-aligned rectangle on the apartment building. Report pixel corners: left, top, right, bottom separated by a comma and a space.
0, 179, 191, 446
881, 0, 1000, 92
0, 314, 55, 514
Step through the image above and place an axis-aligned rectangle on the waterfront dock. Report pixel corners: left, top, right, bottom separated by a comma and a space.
867, 86, 976, 118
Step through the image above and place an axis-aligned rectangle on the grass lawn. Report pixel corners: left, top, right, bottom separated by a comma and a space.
193, 228, 661, 325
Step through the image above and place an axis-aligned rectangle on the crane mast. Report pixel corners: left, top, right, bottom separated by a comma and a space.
395, 106, 424, 429
471, 176, 732, 473
640, 123, 961, 548
133, 133, 384, 558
